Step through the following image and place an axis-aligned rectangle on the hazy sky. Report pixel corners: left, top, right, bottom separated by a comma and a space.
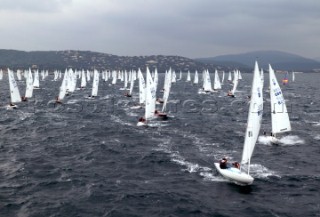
0, 0, 319, 58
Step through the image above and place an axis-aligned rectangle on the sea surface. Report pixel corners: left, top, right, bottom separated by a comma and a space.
0, 72, 319, 217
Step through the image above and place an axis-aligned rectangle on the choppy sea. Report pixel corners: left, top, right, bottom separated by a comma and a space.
0, 72, 319, 217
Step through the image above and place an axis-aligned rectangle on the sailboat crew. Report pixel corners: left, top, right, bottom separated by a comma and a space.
219, 157, 240, 169
7, 101, 18, 109
154, 110, 168, 120
124, 92, 132, 97
21, 96, 28, 101
55, 96, 62, 104
219, 157, 228, 169
137, 117, 146, 125
156, 98, 164, 104
227, 90, 235, 97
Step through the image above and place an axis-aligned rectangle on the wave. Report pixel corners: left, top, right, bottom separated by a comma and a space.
314, 135, 320, 140
249, 164, 281, 179
258, 135, 304, 146
279, 135, 305, 146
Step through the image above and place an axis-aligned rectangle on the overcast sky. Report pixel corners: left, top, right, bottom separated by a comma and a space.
0, 0, 319, 58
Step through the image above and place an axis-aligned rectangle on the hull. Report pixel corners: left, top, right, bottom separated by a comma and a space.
130, 105, 143, 109
137, 121, 147, 127
266, 136, 280, 144
6, 105, 18, 110
214, 163, 254, 186
156, 113, 168, 120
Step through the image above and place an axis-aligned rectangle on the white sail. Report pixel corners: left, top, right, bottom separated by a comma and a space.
129, 73, 135, 95
123, 70, 128, 89
213, 69, 222, 90
138, 69, 146, 104
80, 70, 86, 88
238, 71, 242, 80
221, 71, 225, 84
269, 64, 291, 135
203, 70, 213, 92
8, 69, 22, 103
86, 70, 91, 81
186, 71, 191, 82
16, 70, 22, 81
25, 69, 34, 98
194, 70, 199, 84
0, 69, 3, 80
145, 67, 156, 120
171, 70, 176, 83
153, 68, 158, 91
53, 70, 59, 81
67, 69, 77, 93
162, 69, 172, 112
58, 71, 68, 100
33, 70, 40, 88
292, 71, 295, 82
228, 71, 232, 82
91, 69, 99, 97
260, 68, 264, 90
111, 71, 116, 84
230, 70, 239, 95
241, 61, 263, 167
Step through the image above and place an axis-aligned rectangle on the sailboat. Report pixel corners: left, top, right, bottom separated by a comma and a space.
33, 70, 40, 89
214, 61, 263, 185
56, 70, 69, 103
186, 71, 191, 82
7, 68, 22, 109
213, 69, 222, 91
155, 68, 172, 120
22, 69, 34, 101
199, 70, 214, 93
227, 71, 232, 83
87, 69, 99, 98
194, 70, 199, 84
80, 70, 87, 89
125, 71, 135, 97
137, 67, 156, 126
266, 64, 291, 144
292, 71, 295, 82
227, 70, 239, 97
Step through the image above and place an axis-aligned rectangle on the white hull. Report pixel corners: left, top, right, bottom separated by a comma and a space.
137, 121, 147, 127
266, 136, 280, 144
130, 105, 143, 109
85, 96, 96, 99
6, 105, 18, 110
198, 89, 215, 94
214, 163, 254, 186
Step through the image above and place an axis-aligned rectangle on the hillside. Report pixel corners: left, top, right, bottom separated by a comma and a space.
0, 49, 224, 72
195, 50, 320, 72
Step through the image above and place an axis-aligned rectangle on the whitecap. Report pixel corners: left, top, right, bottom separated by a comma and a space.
249, 164, 281, 179
278, 135, 304, 146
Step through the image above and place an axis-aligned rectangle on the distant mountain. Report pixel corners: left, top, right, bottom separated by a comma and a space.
196, 50, 320, 72
0, 49, 224, 72
313, 57, 320, 62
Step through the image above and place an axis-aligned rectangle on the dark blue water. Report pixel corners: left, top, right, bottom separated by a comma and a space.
0, 72, 319, 217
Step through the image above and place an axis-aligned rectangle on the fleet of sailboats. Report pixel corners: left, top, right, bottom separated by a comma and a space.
1, 62, 297, 186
